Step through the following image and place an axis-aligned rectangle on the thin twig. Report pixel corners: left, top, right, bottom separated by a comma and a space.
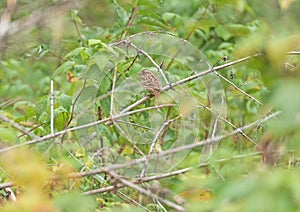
18, 124, 41, 138
286, 51, 300, 55
72, 19, 85, 41
113, 122, 145, 156
110, 64, 118, 117
213, 71, 263, 105
197, 103, 258, 146
107, 171, 185, 211
61, 144, 150, 212
114, 120, 155, 131
60, 79, 87, 143
0, 98, 20, 108
121, 6, 140, 39
0, 114, 39, 139
4, 187, 17, 202
0, 182, 14, 190
50, 80, 54, 135
140, 116, 181, 177
124, 40, 171, 88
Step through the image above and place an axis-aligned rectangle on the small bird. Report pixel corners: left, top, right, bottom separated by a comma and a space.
140, 69, 162, 98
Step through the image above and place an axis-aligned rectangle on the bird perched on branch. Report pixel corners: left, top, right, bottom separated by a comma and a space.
140, 69, 162, 98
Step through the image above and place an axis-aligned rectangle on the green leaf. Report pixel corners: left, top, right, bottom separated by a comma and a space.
93, 52, 115, 71
242, 82, 261, 94
137, 14, 168, 28
75, 86, 97, 103
137, 0, 162, 9
54, 106, 69, 131
215, 25, 232, 41
54, 192, 96, 212
64, 47, 84, 58
25, 106, 36, 120
56, 93, 72, 112
99, 74, 111, 94
99, 97, 111, 117
162, 12, 178, 22
53, 61, 75, 76
197, 19, 218, 36
226, 24, 251, 37
246, 100, 258, 114
269, 80, 300, 134
71, 10, 83, 24
0, 127, 18, 144
35, 44, 49, 59
112, 0, 129, 25
88, 39, 104, 47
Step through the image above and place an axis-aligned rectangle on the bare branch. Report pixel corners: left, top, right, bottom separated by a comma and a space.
115, 40, 172, 88
107, 171, 185, 211
0, 182, 14, 190
67, 110, 280, 179
213, 71, 262, 105
110, 64, 118, 117
50, 80, 54, 135
197, 103, 259, 146
287, 51, 300, 55
4, 187, 17, 202
140, 116, 181, 177
0, 114, 39, 140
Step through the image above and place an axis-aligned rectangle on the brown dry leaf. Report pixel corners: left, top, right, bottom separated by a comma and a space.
67, 71, 79, 83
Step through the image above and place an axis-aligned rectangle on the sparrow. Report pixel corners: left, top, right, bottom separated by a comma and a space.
140, 69, 162, 98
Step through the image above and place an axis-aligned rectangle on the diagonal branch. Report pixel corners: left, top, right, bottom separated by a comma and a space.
213, 70, 262, 105
0, 114, 39, 140
115, 40, 172, 88
107, 171, 185, 211
110, 64, 118, 117
197, 103, 259, 146
140, 116, 181, 177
